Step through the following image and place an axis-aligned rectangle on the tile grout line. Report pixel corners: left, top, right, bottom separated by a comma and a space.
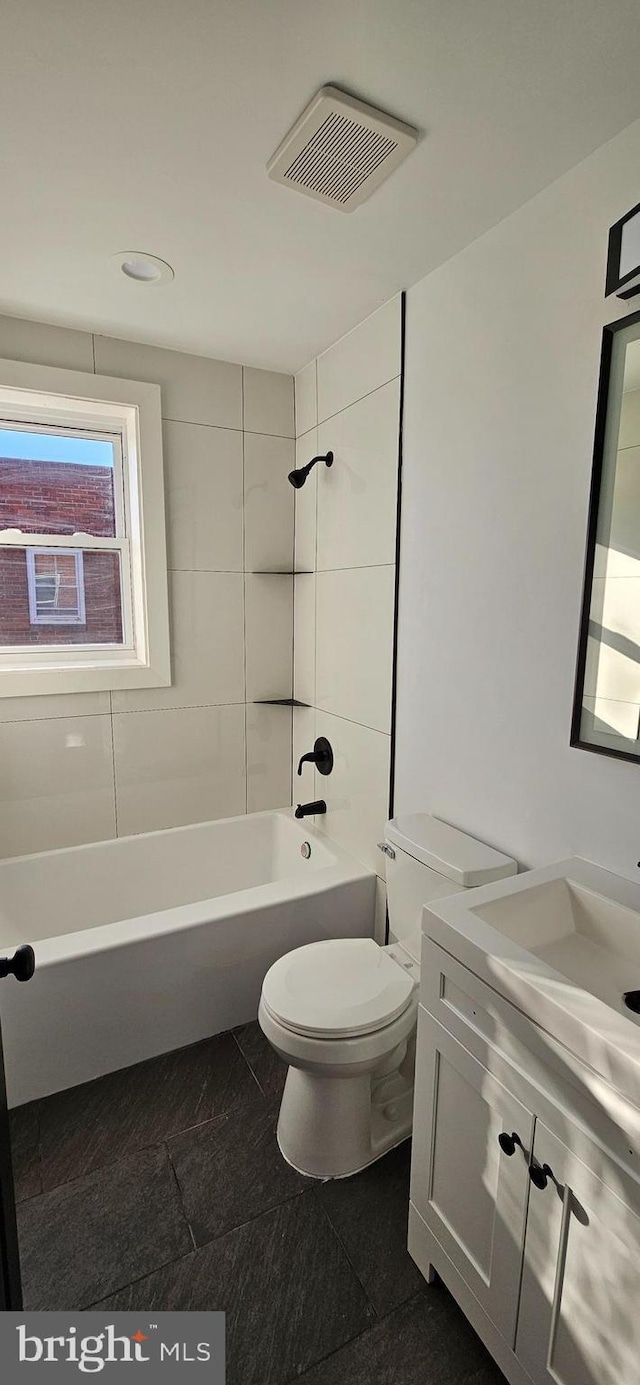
311, 1186, 380, 1321
231, 1030, 266, 1098
303, 702, 391, 738
163, 417, 295, 440
289, 1291, 430, 1384
79, 1243, 196, 1315
287, 1324, 376, 1385
108, 693, 119, 837
164, 1140, 197, 1251
312, 367, 319, 808
82, 1248, 196, 1311
241, 369, 249, 814
0, 699, 251, 727
312, 371, 401, 430
82, 1188, 316, 1313
291, 366, 297, 804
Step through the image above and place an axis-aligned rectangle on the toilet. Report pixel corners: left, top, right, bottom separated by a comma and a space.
259, 814, 516, 1179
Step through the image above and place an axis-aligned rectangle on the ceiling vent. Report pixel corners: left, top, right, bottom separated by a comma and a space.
267, 86, 418, 213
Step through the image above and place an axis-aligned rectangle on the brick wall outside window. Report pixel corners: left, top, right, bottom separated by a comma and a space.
0, 457, 123, 645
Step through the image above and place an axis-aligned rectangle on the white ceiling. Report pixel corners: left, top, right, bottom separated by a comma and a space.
2, 0, 640, 373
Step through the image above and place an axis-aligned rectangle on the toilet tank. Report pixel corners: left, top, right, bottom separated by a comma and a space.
384, 814, 516, 963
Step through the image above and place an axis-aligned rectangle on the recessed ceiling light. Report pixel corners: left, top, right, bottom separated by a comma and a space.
110, 251, 174, 285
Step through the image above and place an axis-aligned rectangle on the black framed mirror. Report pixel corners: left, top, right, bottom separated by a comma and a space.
572, 308, 640, 762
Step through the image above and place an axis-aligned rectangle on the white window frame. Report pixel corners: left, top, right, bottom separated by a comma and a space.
26, 548, 86, 625
0, 358, 170, 697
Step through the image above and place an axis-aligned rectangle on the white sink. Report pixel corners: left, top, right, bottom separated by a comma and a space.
423, 858, 640, 1108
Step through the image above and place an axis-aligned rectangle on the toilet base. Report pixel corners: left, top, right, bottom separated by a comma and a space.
275, 1039, 415, 1179
277, 1124, 412, 1181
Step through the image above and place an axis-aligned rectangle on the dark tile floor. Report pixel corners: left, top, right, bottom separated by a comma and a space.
9, 1022, 507, 1385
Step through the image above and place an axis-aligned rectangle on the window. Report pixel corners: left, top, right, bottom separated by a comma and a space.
0, 359, 170, 697
27, 549, 86, 625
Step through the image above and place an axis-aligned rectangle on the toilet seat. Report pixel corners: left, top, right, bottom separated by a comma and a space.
261, 937, 415, 1039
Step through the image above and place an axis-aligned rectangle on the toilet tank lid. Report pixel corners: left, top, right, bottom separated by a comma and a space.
385, 814, 516, 887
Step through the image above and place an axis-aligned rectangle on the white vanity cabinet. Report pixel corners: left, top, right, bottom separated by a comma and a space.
409, 940, 640, 1385
516, 1120, 640, 1385
411, 1013, 534, 1342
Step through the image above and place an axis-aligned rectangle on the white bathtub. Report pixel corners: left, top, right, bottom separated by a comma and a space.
0, 809, 376, 1106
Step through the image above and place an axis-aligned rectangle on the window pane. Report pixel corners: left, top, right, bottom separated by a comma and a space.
31, 551, 82, 620
0, 548, 124, 646
0, 426, 116, 536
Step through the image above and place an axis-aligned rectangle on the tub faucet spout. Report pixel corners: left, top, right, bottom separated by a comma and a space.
295, 800, 327, 819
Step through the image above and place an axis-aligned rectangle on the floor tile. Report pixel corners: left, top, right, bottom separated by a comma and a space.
315, 1139, 423, 1314
9, 1103, 41, 1202
168, 1096, 308, 1244
18, 1146, 192, 1310
233, 1019, 287, 1097
97, 1192, 374, 1385
38, 1033, 260, 1191
298, 1288, 506, 1384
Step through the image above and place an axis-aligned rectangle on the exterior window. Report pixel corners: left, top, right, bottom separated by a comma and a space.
27, 549, 86, 625
0, 359, 170, 697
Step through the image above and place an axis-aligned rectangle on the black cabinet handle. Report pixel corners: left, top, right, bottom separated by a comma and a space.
0, 945, 35, 983
528, 1161, 554, 1190
498, 1131, 523, 1157
499, 1131, 556, 1190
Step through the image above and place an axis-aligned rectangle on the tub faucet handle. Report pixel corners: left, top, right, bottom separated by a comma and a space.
296, 737, 334, 777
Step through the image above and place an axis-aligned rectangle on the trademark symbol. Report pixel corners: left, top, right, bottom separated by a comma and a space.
148, 1324, 158, 1330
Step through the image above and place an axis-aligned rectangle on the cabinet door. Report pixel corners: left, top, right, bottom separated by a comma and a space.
411, 1011, 534, 1342
516, 1119, 640, 1385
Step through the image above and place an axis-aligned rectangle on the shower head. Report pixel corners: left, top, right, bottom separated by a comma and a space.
288, 467, 308, 489
287, 451, 333, 489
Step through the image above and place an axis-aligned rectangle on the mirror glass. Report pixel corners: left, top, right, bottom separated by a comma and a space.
573, 313, 640, 761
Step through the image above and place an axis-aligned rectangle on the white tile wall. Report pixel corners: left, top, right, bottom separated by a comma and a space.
0, 692, 111, 724
293, 432, 318, 574
163, 421, 243, 572
315, 566, 395, 734
245, 575, 293, 702
112, 571, 245, 713
244, 434, 294, 572
293, 706, 316, 803
292, 296, 401, 897
246, 704, 292, 812
0, 716, 116, 857
243, 367, 295, 438
293, 574, 316, 709
316, 296, 401, 424
113, 704, 246, 836
294, 360, 317, 438
317, 378, 400, 570
0, 313, 295, 856
306, 712, 391, 876
0, 297, 399, 860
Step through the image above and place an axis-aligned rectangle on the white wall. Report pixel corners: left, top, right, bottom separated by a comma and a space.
0, 315, 295, 857
293, 298, 402, 933
396, 116, 640, 881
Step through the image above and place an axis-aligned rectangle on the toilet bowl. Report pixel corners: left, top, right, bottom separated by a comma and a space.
259, 814, 516, 1179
